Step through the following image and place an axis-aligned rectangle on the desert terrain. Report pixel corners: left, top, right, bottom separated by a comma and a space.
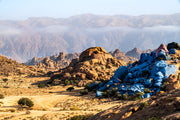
0, 76, 123, 120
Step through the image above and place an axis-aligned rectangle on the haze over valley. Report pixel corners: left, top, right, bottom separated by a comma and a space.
0, 13, 180, 62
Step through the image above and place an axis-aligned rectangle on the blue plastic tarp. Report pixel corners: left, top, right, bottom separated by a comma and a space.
110, 66, 128, 82
93, 46, 178, 98
128, 84, 144, 93
141, 93, 151, 98
96, 91, 102, 97
139, 53, 153, 64
169, 49, 176, 54
157, 50, 166, 57
150, 51, 156, 59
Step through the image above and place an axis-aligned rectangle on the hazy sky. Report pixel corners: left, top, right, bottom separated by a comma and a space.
0, 0, 180, 20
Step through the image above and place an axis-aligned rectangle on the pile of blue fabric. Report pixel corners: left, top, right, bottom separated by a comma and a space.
92, 49, 177, 98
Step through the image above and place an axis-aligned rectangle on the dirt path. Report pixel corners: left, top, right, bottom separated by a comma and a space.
0, 87, 120, 120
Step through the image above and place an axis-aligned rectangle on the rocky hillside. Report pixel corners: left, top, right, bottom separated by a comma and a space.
0, 54, 43, 76
89, 89, 180, 120
110, 49, 137, 62
88, 42, 180, 120
50, 47, 126, 86
1, 14, 180, 62
26, 52, 80, 71
125, 47, 153, 58
26, 49, 137, 72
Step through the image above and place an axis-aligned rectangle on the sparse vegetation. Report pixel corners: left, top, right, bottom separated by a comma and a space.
139, 102, 149, 110
84, 82, 99, 92
38, 83, 46, 88
64, 79, 79, 86
102, 90, 111, 98
18, 98, 34, 108
9, 109, 15, 112
116, 94, 122, 100
0, 94, 4, 99
144, 88, 151, 93
161, 82, 169, 91
122, 93, 129, 100
80, 89, 88, 95
3, 78, 8, 82
133, 92, 144, 101
70, 106, 80, 110
110, 88, 118, 96
64, 79, 71, 85
66, 87, 74, 92
67, 114, 94, 120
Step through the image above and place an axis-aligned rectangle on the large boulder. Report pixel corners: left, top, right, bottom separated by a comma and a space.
50, 47, 126, 85
165, 74, 180, 91
79, 47, 108, 61
165, 74, 177, 83
167, 42, 180, 50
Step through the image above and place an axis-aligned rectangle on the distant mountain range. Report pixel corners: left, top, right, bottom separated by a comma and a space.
0, 13, 180, 62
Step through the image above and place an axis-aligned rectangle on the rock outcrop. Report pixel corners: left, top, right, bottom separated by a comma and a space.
26, 48, 138, 72
26, 52, 80, 72
89, 42, 180, 120
0, 54, 43, 76
50, 47, 126, 86
110, 49, 138, 62
89, 89, 180, 120
125, 47, 152, 58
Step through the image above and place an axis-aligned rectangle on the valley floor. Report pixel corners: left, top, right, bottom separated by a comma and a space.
0, 76, 121, 120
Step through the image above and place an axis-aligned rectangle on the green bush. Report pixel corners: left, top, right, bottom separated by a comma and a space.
139, 102, 149, 110
122, 93, 129, 100
38, 83, 45, 88
102, 90, 111, 98
161, 82, 169, 91
2, 78, 8, 82
137, 92, 144, 96
66, 87, 74, 92
71, 80, 79, 86
133, 92, 144, 100
67, 114, 94, 120
102, 91, 108, 98
110, 88, 118, 96
116, 94, 122, 100
84, 82, 99, 92
18, 98, 34, 108
144, 88, 151, 93
80, 89, 88, 95
64, 79, 71, 85
0, 94, 4, 99
9, 109, 15, 112
84, 82, 93, 91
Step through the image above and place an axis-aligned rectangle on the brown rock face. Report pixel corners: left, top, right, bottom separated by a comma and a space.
111, 49, 138, 62
166, 81, 180, 91
50, 47, 126, 85
165, 74, 180, 91
166, 74, 177, 83
78, 80, 93, 87
79, 47, 107, 62
26, 52, 80, 72
0, 54, 43, 76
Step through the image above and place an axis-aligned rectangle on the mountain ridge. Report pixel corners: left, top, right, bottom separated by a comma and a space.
0, 13, 180, 62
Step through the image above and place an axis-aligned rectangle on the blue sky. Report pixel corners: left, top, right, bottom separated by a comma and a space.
0, 0, 180, 20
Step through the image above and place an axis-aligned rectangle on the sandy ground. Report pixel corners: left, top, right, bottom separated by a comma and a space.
0, 77, 121, 120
